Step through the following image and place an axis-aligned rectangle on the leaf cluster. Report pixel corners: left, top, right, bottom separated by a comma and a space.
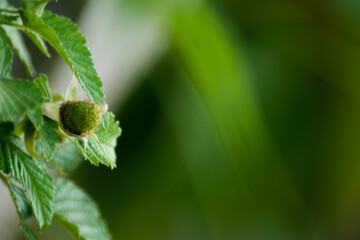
0, 1, 121, 239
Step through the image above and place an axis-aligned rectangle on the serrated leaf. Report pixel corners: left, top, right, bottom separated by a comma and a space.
19, 10, 105, 104
0, 27, 12, 77
20, 223, 39, 240
54, 178, 111, 240
76, 112, 121, 169
22, 0, 50, 17
0, 78, 43, 121
0, 136, 54, 231
24, 30, 50, 57
9, 182, 32, 220
34, 74, 53, 102
1, 25, 35, 76
50, 142, 82, 171
34, 74, 52, 101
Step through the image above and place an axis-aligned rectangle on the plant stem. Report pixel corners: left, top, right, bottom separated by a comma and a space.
0, 8, 19, 14
13, 117, 28, 137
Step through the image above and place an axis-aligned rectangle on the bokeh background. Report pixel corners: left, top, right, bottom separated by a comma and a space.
2, 0, 360, 239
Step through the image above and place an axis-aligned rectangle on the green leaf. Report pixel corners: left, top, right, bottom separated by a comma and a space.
38, 118, 58, 159
22, 0, 50, 17
1, 25, 35, 76
0, 27, 12, 77
20, 223, 39, 240
76, 112, 121, 169
27, 107, 43, 129
0, 78, 43, 121
0, 136, 54, 231
54, 178, 111, 240
9, 182, 32, 220
19, 10, 105, 104
27, 108, 59, 160
51, 142, 82, 171
34, 74, 52, 102
24, 30, 50, 57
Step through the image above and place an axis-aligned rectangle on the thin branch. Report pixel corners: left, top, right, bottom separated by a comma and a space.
0, 9, 19, 14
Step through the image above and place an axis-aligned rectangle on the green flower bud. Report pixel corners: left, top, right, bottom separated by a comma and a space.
60, 100, 103, 136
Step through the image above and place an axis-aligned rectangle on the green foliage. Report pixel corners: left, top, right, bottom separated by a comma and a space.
0, 28, 12, 77
0, 78, 43, 121
51, 143, 81, 171
0, 136, 54, 231
8, 182, 32, 221
34, 74, 52, 101
18, 9, 105, 104
20, 223, 39, 240
76, 112, 121, 169
24, 30, 50, 57
0, 0, 121, 239
1, 25, 35, 76
37, 118, 58, 159
54, 178, 111, 240
21, 0, 50, 17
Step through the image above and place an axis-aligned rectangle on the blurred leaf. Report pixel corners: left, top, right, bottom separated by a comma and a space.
38, 118, 58, 159
54, 178, 111, 240
50, 142, 82, 171
27, 107, 43, 129
1, 25, 35, 76
0, 78, 43, 121
20, 223, 39, 240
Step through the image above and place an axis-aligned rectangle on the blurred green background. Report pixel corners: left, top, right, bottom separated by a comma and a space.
6, 0, 360, 239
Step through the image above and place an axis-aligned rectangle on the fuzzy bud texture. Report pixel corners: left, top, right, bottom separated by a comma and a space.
60, 100, 103, 135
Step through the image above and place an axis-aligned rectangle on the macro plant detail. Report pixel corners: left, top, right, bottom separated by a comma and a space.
0, 0, 121, 239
